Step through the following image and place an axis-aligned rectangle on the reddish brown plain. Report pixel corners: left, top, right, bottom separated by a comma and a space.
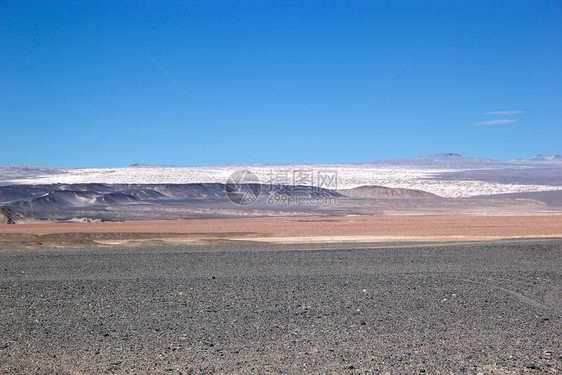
1, 213, 561, 250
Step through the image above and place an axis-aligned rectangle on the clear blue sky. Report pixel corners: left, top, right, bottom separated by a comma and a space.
1, 1, 561, 167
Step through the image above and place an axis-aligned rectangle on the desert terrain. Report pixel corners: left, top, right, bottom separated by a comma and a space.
0, 213, 561, 251
1, 239, 561, 373
3, 0, 560, 372
1, 155, 562, 374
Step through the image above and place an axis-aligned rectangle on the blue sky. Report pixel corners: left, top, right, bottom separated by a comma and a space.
1, 1, 561, 167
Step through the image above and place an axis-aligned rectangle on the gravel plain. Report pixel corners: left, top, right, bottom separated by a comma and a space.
1, 240, 561, 374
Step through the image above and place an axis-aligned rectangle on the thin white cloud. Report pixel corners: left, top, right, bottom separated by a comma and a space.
474, 119, 516, 126
486, 110, 524, 115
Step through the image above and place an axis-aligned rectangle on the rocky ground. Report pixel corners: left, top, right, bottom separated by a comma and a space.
0, 240, 561, 374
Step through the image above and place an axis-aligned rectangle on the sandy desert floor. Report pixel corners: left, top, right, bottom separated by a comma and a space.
0, 213, 561, 250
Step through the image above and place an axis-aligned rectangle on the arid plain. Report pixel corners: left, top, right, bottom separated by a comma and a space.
0, 213, 561, 251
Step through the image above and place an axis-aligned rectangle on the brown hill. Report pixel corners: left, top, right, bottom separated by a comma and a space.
0, 206, 38, 224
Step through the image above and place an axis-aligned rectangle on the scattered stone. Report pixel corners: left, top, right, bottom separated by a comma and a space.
1, 240, 561, 373
523, 363, 538, 369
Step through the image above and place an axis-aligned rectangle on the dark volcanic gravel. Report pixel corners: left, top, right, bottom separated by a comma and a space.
1, 240, 561, 374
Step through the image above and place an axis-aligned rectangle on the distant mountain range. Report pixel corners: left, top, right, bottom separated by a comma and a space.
1, 154, 561, 221
510, 154, 562, 163
0, 183, 342, 221
1, 182, 555, 222
361, 153, 562, 167
127, 154, 562, 168
1, 154, 560, 174
1, 153, 561, 201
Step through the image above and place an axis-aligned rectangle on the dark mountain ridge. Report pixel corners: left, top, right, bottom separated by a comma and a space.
0, 183, 342, 221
